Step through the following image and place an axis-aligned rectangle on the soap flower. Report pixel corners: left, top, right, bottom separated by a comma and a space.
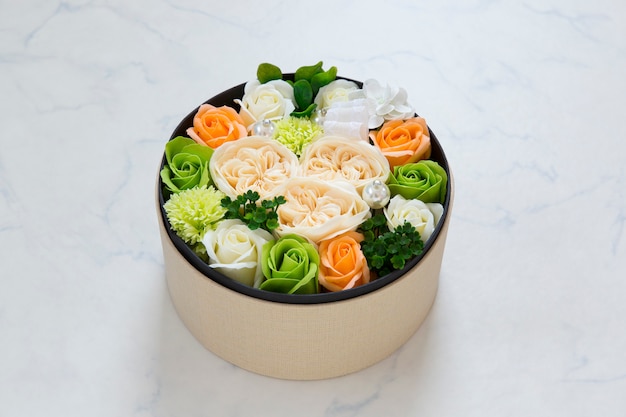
321, 98, 370, 141
235, 79, 295, 130
187, 104, 248, 149
384, 195, 443, 243
272, 116, 323, 156
163, 186, 227, 245
160, 136, 214, 195
202, 219, 274, 288
370, 117, 431, 169
299, 136, 390, 194
260, 234, 320, 294
209, 136, 299, 200
318, 231, 370, 292
272, 177, 371, 244
314, 79, 362, 109
363, 79, 415, 129
388, 160, 448, 204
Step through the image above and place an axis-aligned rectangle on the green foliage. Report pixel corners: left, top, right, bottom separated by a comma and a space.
358, 214, 424, 277
221, 191, 286, 232
257, 62, 282, 84
255, 61, 337, 118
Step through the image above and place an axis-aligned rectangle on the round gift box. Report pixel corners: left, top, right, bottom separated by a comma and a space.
156, 76, 454, 380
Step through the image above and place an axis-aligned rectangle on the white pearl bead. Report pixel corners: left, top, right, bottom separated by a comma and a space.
311, 108, 327, 125
362, 179, 390, 209
251, 119, 275, 136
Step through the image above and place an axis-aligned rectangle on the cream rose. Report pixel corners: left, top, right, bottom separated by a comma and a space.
202, 219, 274, 288
235, 79, 295, 129
299, 136, 390, 194
273, 177, 371, 244
209, 136, 299, 199
314, 79, 362, 109
383, 195, 443, 242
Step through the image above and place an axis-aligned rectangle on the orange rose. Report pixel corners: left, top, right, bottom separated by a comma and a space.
318, 231, 370, 292
369, 117, 431, 169
187, 104, 248, 149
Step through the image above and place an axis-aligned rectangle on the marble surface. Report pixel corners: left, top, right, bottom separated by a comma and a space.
2, 0, 626, 415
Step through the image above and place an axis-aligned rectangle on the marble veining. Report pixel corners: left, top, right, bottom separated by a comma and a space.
1, 0, 626, 415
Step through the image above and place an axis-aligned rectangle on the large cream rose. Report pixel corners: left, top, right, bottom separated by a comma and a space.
272, 177, 371, 244
209, 136, 299, 199
202, 219, 274, 288
383, 195, 443, 243
299, 136, 390, 193
234, 79, 295, 130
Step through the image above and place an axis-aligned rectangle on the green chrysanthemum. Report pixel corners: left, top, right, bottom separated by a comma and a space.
163, 186, 227, 245
272, 116, 323, 156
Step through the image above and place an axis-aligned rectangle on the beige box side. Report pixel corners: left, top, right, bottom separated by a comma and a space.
157, 172, 453, 380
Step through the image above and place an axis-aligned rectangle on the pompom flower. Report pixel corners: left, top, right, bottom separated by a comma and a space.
272, 116, 323, 156
163, 186, 227, 245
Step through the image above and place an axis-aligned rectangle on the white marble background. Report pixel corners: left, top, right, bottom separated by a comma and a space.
1, 0, 625, 415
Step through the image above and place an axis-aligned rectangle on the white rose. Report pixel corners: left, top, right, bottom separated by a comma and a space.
299, 136, 390, 194
273, 177, 371, 244
209, 136, 299, 200
383, 195, 443, 242
314, 79, 362, 109
363, 79, 415, 129
235, 79, 295, 129
202, 219, 274, 288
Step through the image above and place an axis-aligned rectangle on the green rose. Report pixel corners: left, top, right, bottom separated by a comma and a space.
160, 136, 214, 194
388, 160, 448, 203
260, 234, 320, 294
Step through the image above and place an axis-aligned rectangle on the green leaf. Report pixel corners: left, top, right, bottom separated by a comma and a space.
293, 79, 313, 110
290, 103, 317, 118
294, 61, 323, 82
391, 255, 405, 270
265, 218, 279, 230
253, 208, 267, 224
257, 63, 282, 84
310, 66, 337, 96
372, 214, 387, 228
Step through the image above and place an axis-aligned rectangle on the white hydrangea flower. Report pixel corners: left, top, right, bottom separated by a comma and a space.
363, 79, 415, 129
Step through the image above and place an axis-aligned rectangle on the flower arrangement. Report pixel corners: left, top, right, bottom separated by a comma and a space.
159, 61, 448, 296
